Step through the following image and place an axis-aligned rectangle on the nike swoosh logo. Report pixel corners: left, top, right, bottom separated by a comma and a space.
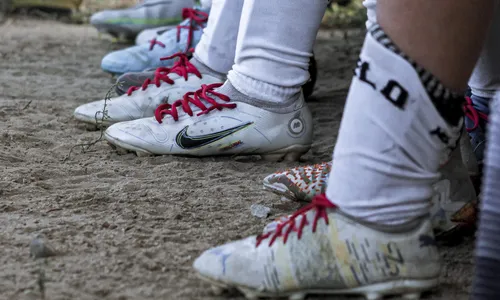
176, 122, 253, 149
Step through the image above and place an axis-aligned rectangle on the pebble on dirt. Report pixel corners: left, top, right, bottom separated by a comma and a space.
30, 235, 57, 259
250, 204, 271, 219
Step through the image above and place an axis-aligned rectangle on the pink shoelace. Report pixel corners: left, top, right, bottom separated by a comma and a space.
154, 83, 236, 123
148, 8, 209, 52
463, 96, 488, 132
126, 52, 201, 96
256, 194, 336, 247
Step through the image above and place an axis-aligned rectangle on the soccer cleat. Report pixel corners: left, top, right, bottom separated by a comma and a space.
74, 53, 223, 126
263, 161, 331, 202
90, 0, 193, 41
194, 194, 441, 300
263, 134, 477, 236
135, 25, 176, 45
100, 6, 209, 75
103, 82, 313, 161
114, 55, 318, 99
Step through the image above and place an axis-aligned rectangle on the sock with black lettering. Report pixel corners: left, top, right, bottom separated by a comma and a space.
325, 25, 464, 225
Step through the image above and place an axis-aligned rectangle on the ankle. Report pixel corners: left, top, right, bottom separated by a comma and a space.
227, 70, 302, 104
189, 56, 227, 80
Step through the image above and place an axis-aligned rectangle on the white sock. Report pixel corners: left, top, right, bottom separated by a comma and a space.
193, 0, 244, 74
227, 0, 328, 103
362, 0, 377, 28
469, 6, 500, 98
326, 26, 463, 226
200, 0, 212, 9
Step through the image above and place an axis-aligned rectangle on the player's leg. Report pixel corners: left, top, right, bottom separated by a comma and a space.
469, 10, 500, 300
262, 0, 477, 235
224, 0, 327, 103
327, 0, 494, 225
465, 13, 500, 177
192, 0, 244, 77
472, 92, 500, 299
193, 0, 495, 298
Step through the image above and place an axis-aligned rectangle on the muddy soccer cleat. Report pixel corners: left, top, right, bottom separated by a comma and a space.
194, 194, 441, 300
263, 136, 477, 236
74, 53, 223, 126
90, 0, 193, 41
114, 55, 318, 99
103, 82, 313, 160
135, 25, 176, 45
100, 6, 209, 75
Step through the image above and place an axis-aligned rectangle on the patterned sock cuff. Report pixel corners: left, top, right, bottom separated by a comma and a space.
369, 24, 464, 127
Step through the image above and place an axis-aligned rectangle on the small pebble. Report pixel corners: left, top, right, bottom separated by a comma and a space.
250, 204, 271, 219
30, 235, 56, 259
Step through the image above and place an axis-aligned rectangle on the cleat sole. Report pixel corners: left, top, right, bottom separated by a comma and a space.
260, 145, 310, 162
197, 274, 437, 300
105, 132, 311, 161
402, 293, 421, 300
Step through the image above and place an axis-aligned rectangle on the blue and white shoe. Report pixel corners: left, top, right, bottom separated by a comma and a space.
463, 95, 489, 171
91, 0, 194, 40
101, 6, 209, 75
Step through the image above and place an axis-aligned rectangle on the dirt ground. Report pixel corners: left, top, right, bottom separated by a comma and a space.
0, 19, 474, 300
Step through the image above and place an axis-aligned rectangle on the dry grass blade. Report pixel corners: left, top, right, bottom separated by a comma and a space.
63, 83, 116, 162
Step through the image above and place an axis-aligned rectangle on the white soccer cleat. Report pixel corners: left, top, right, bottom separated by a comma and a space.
73, 53, 223, 126
90, 0, 194, 39
194, 195, 441, 300
103, 82, 313, 160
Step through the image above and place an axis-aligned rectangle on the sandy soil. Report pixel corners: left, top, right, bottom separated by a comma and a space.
0, 19, 474, 300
